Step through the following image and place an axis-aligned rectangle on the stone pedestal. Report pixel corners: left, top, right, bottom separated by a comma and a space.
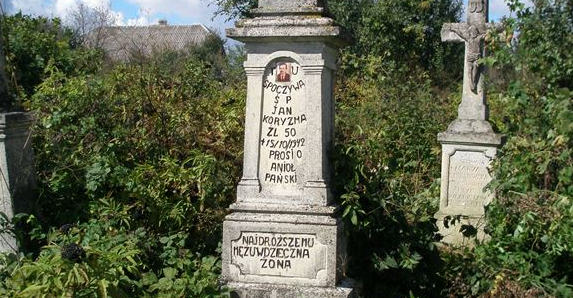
435, 130, 501, 245
0, 112, 36, 253
222, 204, 354, 298
221, 1, 355, 297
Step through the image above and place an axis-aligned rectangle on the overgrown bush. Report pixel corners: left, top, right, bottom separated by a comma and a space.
30, 49, 244, 239
1, 13, 100, 105
333, 55, 459, 298
0, 199, 227, 297
328, 0, 463, 80
0, 13, 244, 297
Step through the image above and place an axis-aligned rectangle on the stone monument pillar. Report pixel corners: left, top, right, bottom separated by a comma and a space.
435, 0, 503, 245
0, 22, 36, 253
221, 1, 355, 297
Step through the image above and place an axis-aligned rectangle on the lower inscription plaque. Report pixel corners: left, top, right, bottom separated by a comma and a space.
230, 232, 327, 279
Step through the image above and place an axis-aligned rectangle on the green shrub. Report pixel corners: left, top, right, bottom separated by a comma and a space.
31, 53, 244, 241
334, 58, 459, 298
0, 202, 228, 298
1, 13, 100, 105
0, 28, 244, 297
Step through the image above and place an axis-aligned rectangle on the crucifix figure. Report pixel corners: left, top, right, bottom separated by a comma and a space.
440, 0, 499, 125
445, 24, 486, 93
441, 0, 489, 95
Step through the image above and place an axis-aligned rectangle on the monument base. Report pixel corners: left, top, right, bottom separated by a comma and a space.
435, 131, 502, 246
226, 279, 356, 298
435, 211, 489, 246
221, 203, 354, 296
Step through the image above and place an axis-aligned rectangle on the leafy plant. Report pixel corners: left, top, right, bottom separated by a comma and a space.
334, 60, 458, 298
1, 13, 100, 106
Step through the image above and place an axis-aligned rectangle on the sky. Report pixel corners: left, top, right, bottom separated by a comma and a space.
1, 0, 528, 39
1, 0, 234, 36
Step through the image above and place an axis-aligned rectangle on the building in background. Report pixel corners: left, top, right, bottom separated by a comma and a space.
85, 20, 213, 62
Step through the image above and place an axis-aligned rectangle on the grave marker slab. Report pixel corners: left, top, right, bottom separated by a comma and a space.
0, 22, 37, 253
221, 1, 355, 297
435, 0, 503, 245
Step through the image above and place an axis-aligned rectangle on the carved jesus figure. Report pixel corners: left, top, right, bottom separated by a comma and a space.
450, 25, 486, 93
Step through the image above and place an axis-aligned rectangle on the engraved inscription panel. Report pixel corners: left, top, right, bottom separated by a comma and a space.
259, 61, 307, 196
230, 232, 327, 279
447, 151, 493, 213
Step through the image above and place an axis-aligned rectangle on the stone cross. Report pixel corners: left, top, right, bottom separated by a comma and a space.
441, 0, 491, 125
435, 0, 503, 246
221, 1, 355, 297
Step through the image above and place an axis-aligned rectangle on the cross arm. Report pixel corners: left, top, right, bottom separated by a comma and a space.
441, 23, 469, 43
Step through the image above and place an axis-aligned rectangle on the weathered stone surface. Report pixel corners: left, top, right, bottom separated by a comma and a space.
435, 213, 490, 245
0, 112, 36, 253
222, 213, 346, 287
436, 134, 501, 245
446, 151, 493, 211
227, 16, 347, 46
467, 0, 488, 25
222, 1, 354, 296
233, 42, 340, 207
222, 41, 353, 291
439, 143, 498, 214
229, 232, 327, 279
440, 0, 491, 125
253, 0, 325, 17
441, 119, 495, 135
226, 279, 356, 298
229, 202, 339, 216
227, 0, 347, 46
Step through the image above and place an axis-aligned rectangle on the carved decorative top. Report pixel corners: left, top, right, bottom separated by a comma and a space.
440, 0, 489, 97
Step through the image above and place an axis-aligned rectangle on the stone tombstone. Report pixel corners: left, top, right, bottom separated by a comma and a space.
0, 22, 37, 253
436, 0, 503, 245
221, 1, 355, 298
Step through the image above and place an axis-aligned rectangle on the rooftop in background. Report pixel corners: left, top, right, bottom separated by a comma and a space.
85, 21, 212, 62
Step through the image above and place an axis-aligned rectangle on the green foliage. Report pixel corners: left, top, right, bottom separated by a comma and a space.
212, 0, 257, 20
0, 206, 228, 298
0, 17, 243, 297
329, 0, 463, 77
1, 0, 572, 297
331, 0, 572, 297
1, 13, 101, 104
334, 60, 459, 298
31, 52, 244, 239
